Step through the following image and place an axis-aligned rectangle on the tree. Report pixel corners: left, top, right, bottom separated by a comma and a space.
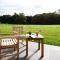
19, 13, 27, 24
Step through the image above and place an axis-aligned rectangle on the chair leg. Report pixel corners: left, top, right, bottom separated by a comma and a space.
16, 45, 19, 60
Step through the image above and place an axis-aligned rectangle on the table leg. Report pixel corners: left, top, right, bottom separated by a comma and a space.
41, 39, 44, 58
38, 40, 40, 50
26, 38, 28, 57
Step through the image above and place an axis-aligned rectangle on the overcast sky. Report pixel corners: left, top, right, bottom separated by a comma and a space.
0, 0, 60, 16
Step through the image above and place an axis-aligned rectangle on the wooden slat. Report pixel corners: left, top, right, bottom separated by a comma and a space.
1, 38, 17, 46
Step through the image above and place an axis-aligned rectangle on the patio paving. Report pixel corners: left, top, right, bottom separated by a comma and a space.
1, 41, 60, 60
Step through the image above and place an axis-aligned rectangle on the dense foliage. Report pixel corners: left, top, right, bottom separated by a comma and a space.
0, 13, 60, 24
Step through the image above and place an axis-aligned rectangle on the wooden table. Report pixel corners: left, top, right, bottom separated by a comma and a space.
25, 34, 44, 58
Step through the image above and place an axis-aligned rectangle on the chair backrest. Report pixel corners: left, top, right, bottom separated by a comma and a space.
12, 26, 23, 35
0, 35, 18, 46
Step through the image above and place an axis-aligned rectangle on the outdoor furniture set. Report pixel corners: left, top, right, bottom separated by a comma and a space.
0, 26, 44, 60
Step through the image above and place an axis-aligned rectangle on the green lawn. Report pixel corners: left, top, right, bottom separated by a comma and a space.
0, 24, 60, 46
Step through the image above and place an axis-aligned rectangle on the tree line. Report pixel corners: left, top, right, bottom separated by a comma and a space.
0, 12, 60, 24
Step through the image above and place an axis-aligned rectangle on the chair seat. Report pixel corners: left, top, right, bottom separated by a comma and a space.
1, 38, 17, 46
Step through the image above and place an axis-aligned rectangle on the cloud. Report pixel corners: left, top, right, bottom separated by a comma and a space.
0, 0, 60, 16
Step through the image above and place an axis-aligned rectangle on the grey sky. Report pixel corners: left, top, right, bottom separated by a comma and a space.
0, 0, 60, 16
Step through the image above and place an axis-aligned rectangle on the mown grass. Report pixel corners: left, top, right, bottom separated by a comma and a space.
0, 24, 60, 46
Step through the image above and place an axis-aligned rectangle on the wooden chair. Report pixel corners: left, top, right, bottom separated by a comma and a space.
12, 26, 23, 34
0, 34, 19, 60
12, 26, 24, 42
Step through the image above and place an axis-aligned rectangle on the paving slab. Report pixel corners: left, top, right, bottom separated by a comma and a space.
1, 41, 60, 60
